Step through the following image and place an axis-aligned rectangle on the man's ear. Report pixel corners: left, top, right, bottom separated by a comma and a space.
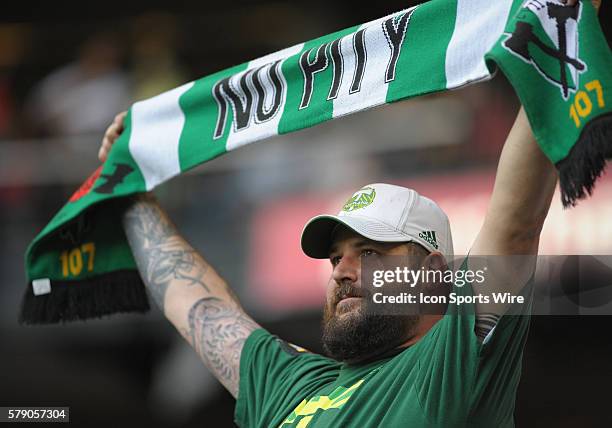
423, 251, 447, 273
419, 252, 448, 289
419, 252, 449, 314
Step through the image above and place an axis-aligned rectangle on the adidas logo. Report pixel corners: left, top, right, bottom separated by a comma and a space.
419, 230, 439, 249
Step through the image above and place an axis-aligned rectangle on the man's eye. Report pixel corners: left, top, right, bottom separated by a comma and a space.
361, 249, 378, 257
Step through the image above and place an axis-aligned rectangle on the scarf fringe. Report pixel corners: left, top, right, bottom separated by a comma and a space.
18, 270, 149, 325
557, 113, 612, 208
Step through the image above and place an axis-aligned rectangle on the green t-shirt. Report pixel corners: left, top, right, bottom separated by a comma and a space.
235, 265, 532, 427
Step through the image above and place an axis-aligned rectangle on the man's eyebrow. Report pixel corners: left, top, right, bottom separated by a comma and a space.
328, 243, 339, 256
328, 239, 380, 256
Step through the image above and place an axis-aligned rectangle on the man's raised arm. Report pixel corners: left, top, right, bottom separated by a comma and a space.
100, 112, 259, 398
472, 0, 601, 258
470, 2, 601, 335
121, 193, 259, 398
466, 106, 557, 339
471, 107, 557, 258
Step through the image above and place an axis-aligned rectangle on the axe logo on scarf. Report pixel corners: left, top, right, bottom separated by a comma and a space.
212, 7, 418, 139
69, 163, 134, 202
93, 163, 134, 194
503, 0, 586, 100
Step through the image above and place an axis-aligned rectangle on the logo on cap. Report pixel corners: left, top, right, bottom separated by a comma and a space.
419, 230, 439, 249
342, 187, 377, 212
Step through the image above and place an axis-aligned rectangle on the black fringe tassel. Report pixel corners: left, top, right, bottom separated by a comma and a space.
557, 113, 612, 208
19, 270, 150, 325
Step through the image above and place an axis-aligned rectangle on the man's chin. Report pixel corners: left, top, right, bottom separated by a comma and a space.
322, 309, 419, 363
335, 297, 363, 316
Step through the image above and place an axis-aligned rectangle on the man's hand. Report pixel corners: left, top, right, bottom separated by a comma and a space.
565, 0, 601, 11
99, 111, 127, 162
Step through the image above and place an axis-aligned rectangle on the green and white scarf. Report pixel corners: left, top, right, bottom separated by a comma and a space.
22, 0, 612, 323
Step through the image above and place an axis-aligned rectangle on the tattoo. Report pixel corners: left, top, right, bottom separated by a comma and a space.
188, 297, 259, 397
475, 312, 501, 342
122, 196, 259, 398
122, 198, 210, 310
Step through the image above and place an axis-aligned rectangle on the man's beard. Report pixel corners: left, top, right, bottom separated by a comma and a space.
321, 285, 419, 363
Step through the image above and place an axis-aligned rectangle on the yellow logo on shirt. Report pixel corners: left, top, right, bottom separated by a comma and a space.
279, 379, 365, 427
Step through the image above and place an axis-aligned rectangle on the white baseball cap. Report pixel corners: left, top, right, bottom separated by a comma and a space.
300, 183, 453, 260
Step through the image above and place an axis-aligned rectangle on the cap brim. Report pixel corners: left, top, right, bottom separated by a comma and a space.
300, 215, 414, 259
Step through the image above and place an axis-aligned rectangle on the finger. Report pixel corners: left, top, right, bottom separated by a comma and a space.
100, 111, 127, 162
100, 125, 121, 155
98, 144, 108, 162
102, 125, 115, 145
107, 123, 121, 140
105, 122, 124, 144
564, 0, 599, 9
98, 137, 113, 162
593, 0, 601, 12
100, 138, 110, 156
98, 147, 106, 163
115, 111, 127, 123
113, 111, 127, 131
112, 117, 124, 132
109, 113, 127, 138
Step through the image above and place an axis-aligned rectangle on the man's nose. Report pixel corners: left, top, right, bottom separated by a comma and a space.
332, 254, 360, 284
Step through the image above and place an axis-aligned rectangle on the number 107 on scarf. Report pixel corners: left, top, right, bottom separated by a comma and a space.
59, 242, 95, 277
569, 79, 605, 127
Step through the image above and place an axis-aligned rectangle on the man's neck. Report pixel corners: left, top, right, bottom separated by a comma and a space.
398, 314, 444, 348
343, 315, 444, 366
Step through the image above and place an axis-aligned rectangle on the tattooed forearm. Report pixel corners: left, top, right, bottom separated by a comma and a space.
187, 297, 259, 397
122, 195, 210, 310
121, 194, 259, 398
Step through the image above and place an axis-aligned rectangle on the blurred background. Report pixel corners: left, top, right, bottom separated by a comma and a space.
1, 0, 612, 426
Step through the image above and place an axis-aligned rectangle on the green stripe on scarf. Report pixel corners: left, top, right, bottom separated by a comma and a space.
21, 0, 612, 324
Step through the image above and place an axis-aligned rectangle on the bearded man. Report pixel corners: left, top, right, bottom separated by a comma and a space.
97, 1, 600, 425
